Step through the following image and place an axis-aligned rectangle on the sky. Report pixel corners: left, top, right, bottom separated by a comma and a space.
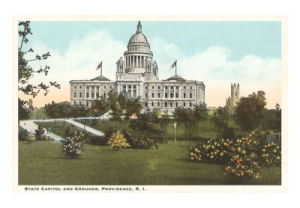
19, 21, 282, 108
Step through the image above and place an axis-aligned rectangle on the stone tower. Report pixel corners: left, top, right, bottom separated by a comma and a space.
231, 83, 240, 107
226, 83, 240, 112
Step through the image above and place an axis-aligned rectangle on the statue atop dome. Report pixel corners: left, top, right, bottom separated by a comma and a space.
136, 21, 142, 33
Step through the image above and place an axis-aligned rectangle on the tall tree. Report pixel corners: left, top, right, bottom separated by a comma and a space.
18, 21, 60, 120
109, 101, 123, 128
234, 91, 266, 131
211, 107, 230, 137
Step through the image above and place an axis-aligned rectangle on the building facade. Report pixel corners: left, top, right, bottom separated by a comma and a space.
70, 21, 205, 112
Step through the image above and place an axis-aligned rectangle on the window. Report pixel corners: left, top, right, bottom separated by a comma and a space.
176, 93, 178, 98
158, 102, 160, 106
152, 86, 154, 89
165, 86, 168, 89
110, 86, 112, 89
190, 86, 193, 89
145, 86, 148, 89
87, 86, 90, 90
74, 101, 76, 105
96, 93, 99, 98
152, 93, 154, 98
80, 86, 82, 89
170, 102, 173, 107
158, 86, 161, 89
176, 102, 178, 107
74, 86, 77, 89
74, 92, 76, 98
184, 86, 186, 89
92, 93, 94, 98
190, 102, 192, 107
96, 86, 99, 89
183, 102, 186, 107
92, 86, 94, 89
171, 93, 174, 98
171, 86, 173, 90
151, 102, 154, 106
145, 93, 148, 98
165, 93, 168, 98
104, 86, 106, 89
190, 93, 192, 98
103, 93, 106, 98
158, 93, 161, 98
86, 93, 89, 98
176, 86, 179, 89
165, 102, 168, 107
79, 93, 82, 98
184, 93, 186, 98
145, 102, 148, 107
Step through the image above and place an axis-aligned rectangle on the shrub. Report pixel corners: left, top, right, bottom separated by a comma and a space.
225, 152, 261, 179
86, 136, 107, 145
19, 127, 29, 141
35, 125, 46, 140
190, 138, 233, 163
104, 126, 116, 140
107, 131, 130, 151
259, 142, 281, 167
130, 137, 155, 149
190, 129, 280, 180
62, 130, 84, 158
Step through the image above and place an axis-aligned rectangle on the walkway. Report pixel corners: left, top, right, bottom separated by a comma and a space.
19, 120, 64, 141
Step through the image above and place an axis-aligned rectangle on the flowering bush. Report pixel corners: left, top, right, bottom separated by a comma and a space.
190, 129, 280, 180
107, 131, 130, 151
259, 142, 281, 167
190, 138, 233, 163
63, 131, 84, 158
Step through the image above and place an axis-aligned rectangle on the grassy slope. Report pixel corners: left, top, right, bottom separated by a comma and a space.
19, 141, 281, 185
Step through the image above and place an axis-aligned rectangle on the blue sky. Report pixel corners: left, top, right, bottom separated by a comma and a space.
21, 21, 282, 108
29, 21, 281, 60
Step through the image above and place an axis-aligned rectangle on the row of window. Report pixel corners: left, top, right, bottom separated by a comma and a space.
145, 85, 193, 90
145, 101, 193, 108
145, 92, 193, 98
73, 85, 112, 90
74, 92, 106, 98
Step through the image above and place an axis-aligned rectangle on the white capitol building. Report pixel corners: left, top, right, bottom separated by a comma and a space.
70, 21, 205, 112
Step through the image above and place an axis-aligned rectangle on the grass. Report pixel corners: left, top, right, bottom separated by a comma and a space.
84, 119, 218, 140
19, 140, 281, 185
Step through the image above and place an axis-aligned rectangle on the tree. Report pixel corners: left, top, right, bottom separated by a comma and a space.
211, 107, 231, 138
18, 21, 60, 118
125, 98, 142, 119
44, 101, 60, 121
91, 96, 109, 116
109, 101, 123, 128
18, 98, 30, 120
234, 91, 266, 132
174, 107, 196, 139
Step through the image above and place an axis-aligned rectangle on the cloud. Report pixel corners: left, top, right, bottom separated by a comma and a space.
20, 29, 281, 108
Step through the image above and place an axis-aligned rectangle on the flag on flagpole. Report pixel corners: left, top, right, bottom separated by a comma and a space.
170, 60, 177, 69
96, 61, 102, 71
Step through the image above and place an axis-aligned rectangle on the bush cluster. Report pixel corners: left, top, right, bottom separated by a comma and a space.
107, 131, 130, 151
190, 129, 281, 180
259, 142, 281, 167
63, 131, 84, 158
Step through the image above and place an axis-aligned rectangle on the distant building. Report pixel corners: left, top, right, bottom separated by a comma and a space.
69, 21, 205, 112
226, 83, 240, 112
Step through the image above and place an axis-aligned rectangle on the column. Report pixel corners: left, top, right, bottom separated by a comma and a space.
94, 86, 96, 99
131, 84, 133, 97
89, 85, 91, 100
163, 86, 165, 99
168, 85, 171, 98
137, 84, 139, 97
84, 85, 86, 100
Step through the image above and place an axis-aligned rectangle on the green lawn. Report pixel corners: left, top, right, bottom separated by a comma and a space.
85, 119, 218, 140
19, 140, 281, 185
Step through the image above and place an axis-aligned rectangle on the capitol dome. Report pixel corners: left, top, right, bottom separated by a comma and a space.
128, 32, 149, 45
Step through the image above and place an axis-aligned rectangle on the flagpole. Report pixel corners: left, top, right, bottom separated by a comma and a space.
175, 60, 177, 76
